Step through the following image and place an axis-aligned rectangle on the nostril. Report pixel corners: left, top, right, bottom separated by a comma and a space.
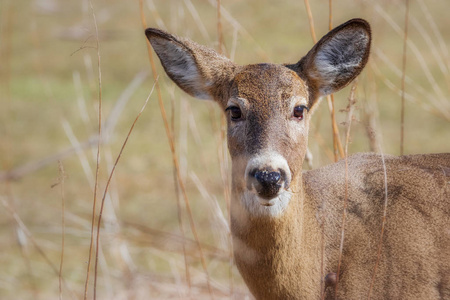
255, 171, 281, 185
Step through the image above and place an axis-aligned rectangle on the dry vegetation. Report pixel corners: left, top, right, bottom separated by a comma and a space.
0, 0, 449, 299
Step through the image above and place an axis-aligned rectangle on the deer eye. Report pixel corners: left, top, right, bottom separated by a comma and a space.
226, 106, 242, 121
293, 105, 309, 120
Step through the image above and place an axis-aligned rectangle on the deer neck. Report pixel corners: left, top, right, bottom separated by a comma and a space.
230, 174, 322, 299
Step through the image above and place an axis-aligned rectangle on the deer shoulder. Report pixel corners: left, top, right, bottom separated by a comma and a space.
304, 152, 450, 299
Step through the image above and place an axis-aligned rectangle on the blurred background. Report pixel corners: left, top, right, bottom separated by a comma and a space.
1, 0, 449, 299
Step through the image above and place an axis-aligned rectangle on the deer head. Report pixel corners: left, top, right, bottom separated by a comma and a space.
145, 19, 371, 218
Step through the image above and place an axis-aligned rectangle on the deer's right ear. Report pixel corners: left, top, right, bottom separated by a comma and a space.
145, 28, 236, 102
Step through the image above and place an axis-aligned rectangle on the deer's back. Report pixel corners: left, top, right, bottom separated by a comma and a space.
304, 152, 450, 299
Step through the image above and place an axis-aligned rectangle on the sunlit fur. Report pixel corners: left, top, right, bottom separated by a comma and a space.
146, 19, 450, 300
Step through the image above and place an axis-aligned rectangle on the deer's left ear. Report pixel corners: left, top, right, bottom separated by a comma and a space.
288, 18, 371, 102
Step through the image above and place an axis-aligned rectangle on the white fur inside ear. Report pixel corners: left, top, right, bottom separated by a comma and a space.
150, 38, 211, 100
314, 28, 369, 95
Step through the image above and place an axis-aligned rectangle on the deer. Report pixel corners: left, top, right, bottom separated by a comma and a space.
145, 19, 450, 299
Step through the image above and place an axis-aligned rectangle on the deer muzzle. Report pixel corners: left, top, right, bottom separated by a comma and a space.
245, 153, 291, 202
251, 169, 283, 200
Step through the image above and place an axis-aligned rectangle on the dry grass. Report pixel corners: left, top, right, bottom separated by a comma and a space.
0, 0, 449, 299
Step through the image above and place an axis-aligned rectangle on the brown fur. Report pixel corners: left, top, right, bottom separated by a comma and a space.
145, 19, 450, 299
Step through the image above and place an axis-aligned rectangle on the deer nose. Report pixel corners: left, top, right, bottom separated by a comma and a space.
250, 169, 283, 199
255, 170, 281, 185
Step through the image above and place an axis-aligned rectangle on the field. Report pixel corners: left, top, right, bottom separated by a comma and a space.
1, 0, 449, 299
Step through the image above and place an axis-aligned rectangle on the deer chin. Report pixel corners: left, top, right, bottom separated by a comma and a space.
240, 189, 292, 217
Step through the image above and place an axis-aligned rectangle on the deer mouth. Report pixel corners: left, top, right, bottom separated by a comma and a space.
240, 189, 292, 217
257, 197, 278, 206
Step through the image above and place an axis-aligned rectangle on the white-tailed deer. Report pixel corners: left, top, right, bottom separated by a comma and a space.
145, 19, 450, 299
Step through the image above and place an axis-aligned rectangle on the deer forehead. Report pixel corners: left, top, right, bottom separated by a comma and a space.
230, 64, 309, 110
225, 64, 309, 157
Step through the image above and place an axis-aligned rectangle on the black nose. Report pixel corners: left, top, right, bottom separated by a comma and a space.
251, 170, 282, 199
255, 171, 281, 185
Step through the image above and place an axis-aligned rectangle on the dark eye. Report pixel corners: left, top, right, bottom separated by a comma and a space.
226, 106, 242, 121
293, 105, 308, 120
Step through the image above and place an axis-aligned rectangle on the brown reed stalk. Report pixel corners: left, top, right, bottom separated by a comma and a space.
174, 178, 192, 291
329, 0, 333, 30
367, 147, 389, 299
303, 0, 317, 43
327, 0, 345, 161
329, 95, 345, 161
1, 0, 13, 175
400, 0, 410, 155
416, 0, 450, 75
183, 0, 211, 40
84, 2, 102, 299
15, 224, 37, 300
371, 58, 447, 120
217, 0, 224, 54
0, 71, 147, 183
206, 0, 269, 61
408, 14, 449, 81
168, 93, 191, 292
321, 2, 333, 297
363, 65, 379, 152
93, 80, 155, 300
335, 81, 358, 299
204, 103, 235, 296
123, 220, 229, 258
215, 1, 234, 294
58, 161, 66, 300
141, 1, 192, 294
373, 3, 447, 115
303, 0, 343, 162
214, 0, 231, 213
218, 113, 235, 297
139, 1, 214, 297
1, 197, 77, 300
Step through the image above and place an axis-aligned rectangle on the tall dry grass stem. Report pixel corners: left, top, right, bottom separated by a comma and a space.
217, 0, 224, 54
84, 2, 103, 299
1, 0, 13, 181
416, 0, 450, 75
0, 71, 147, 183
362, 66, 380, 152
206, 0, 269, 61
212, 2, 233, 287
367, 144, 389, 299
183, 0, 211, 40
320, 1, 334, 297
328, 0, 333, 30
303, 0, 344, 162
370, 59, 447, 120
1, 196, 77, 300
400, 0, 409, 155
168, 87, 191, 295
303, 0, 317, 42
373, 3, 449, 119
139, 1, 214, 297
57, 161, 66, 300
93, 79, 156, 300
335, 81, 358, 299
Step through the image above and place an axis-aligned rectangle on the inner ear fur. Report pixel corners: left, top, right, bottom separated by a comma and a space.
145, 28, 236, 103
287, 18, 371, 105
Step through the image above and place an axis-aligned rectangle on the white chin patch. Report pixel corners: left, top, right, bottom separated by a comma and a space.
241, 190, 292, 217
